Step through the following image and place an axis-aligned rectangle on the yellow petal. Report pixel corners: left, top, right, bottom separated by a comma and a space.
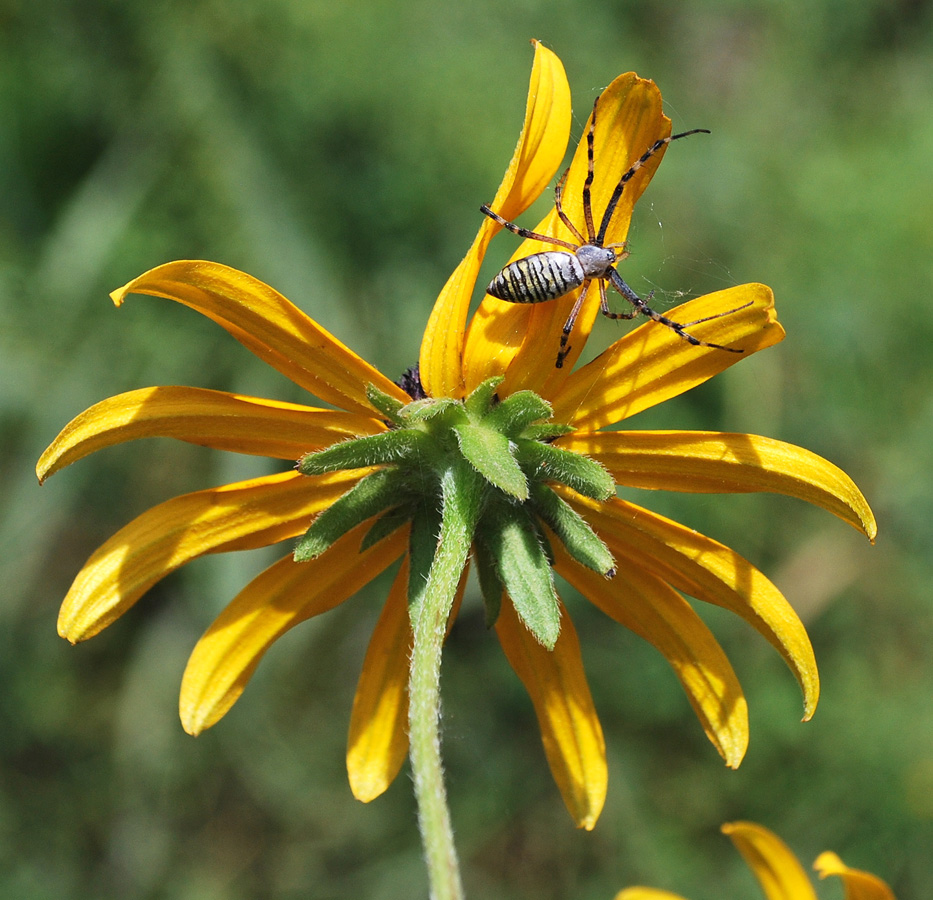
576, 71, 671, 247
488, 41, 573, 228
615, 890, 689, 900
420, 40, 571, 398
814, 851, 897, 900
111, 260, 408, 416
37, 386, 385, 481
566, 493, 819, 720
558, 429, 877, 540
464, 72, 671, 396
553, 544, 748, 768
347, 559, 412, 802
550, 284, 784, 429
495, 595, 606, 829
180, 525, 408, 735
722, 822, 818, 900
419, 226, 499, 399
58, 469, 366, 642
346, 558, 470, 802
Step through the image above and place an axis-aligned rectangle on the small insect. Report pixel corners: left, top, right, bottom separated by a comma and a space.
481, 93, 751, 368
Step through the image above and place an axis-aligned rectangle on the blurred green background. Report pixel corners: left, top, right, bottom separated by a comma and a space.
3, 0, 931, 897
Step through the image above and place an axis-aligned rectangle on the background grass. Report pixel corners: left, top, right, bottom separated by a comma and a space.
3, 1, 932, 897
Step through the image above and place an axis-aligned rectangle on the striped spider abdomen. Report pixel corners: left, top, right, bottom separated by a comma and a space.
486, 244, 618, 305
486, 251, 583, 304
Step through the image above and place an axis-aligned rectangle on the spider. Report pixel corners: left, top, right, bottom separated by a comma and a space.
480, 92, 751, 368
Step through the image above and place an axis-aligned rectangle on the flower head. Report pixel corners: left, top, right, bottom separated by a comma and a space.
38, 41, 875, 830
614, 821, 897, 900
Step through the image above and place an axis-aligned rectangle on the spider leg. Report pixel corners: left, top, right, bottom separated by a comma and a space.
480, 205, 578, 251
581, 94, 599, 241
674, 300, 754, 328
595, 127, 710, 246
596, 277, 637, 320
554, 169, 586, 244
555, 281, 591, 369
607, 267, 743, 352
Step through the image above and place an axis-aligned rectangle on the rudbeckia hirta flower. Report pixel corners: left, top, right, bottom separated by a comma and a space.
615, 821, 897, 900
38, 41, 875, 839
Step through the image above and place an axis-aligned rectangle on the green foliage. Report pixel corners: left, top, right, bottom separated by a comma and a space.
4, 1, 932, 898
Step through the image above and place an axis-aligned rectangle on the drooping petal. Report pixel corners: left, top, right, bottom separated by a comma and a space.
550, 284, 784, 429
58, 469, 367, 642
347, 559, 412, 802
566, 493, 819, 720
420, 40, 571, 399
553, 545, 748, 768
346, 553, 469, 802
558, 429, 877, 540
111, 261, 408, 416
722, 822, 818, 900
464, 72, 672, 397
37, 386, 385, 481
495, 594, 607, 829
179, 525, 408, 735
814, 851, 897, 900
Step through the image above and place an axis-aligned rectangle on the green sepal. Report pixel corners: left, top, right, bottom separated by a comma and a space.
464, 376, 504, 418
485, 390, 552, 437
454, 421, 528, 500
481, 497, 561, 649
472, 537, 503, 628
295, 468, 411, 562
519, 422, 575, 442
531, 515, 555, 567
298, 428, 429, 475
402, 397, 460, 423
365, 383, 406, 424
360, 504, 414, 552
514, 439, 615, 500
529, 482, 615, 577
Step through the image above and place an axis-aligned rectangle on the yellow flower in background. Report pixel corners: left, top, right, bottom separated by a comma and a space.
614, 821, 897, 900
37, 41, 875, 830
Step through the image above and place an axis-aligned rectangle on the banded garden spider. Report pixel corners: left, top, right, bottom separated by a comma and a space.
480, 92, 750, 368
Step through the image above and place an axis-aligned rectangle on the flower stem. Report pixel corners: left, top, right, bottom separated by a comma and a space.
408, 464, 480, 900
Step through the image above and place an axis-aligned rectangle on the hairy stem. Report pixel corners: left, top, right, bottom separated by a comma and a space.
408, 464, 480, 900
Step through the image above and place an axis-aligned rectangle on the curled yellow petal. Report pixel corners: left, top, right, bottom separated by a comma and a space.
111, 260, 408, 416
37, 386, 384, 481
553, 544, 748, 768
722, 821, 818, 900
347, 560, 412, 803
489, 40, 574, 226
568, 493, 819, 720
420, 40, 571, 399
577, 71, 671, 247
180, 525, 408, 735
558, 429, 876, 540
495, 595, 606, 829
551, 284, 784, 430
58, 469, 366, 642
347, 560, 469, 801
814, 851, 897, 900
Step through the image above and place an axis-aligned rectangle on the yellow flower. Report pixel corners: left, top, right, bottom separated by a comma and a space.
37, 42, 875, 831
615, 821, 897, 899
